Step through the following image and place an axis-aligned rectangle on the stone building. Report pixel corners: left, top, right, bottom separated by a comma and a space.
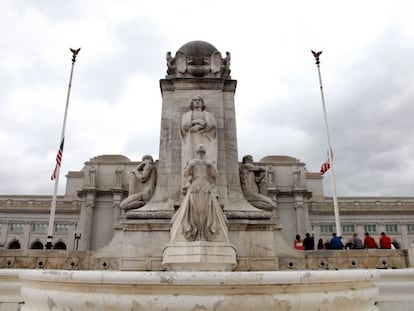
1, 153, 414, 252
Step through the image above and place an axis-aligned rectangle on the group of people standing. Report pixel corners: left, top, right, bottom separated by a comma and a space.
295, 232, 398, 250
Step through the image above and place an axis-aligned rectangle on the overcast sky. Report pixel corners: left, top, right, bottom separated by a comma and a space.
1, 0, 414, 197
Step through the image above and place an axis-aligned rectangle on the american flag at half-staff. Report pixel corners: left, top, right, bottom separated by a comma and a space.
319, 159, 330, 175
51, 138, 64, 180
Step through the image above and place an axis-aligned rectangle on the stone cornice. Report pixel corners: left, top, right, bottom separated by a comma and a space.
0, 197, 81, 214
309, 198, 414, 214
270, 189, 312, 199
77, 189, 128, 197
160, 78, 237, 92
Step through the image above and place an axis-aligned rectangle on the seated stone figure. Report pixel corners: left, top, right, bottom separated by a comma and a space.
120, 155, 157, 210
239, 155, 276, 211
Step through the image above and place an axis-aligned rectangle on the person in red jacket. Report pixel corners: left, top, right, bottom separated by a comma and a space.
379, 232, 392, 249
363, 232, 377, 248
294, 234, 304, 250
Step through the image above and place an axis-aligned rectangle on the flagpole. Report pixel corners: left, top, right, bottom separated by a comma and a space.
45, 48, 80, 249
311, 50, 342, 237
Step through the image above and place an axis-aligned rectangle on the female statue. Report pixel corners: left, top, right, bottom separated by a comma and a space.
173, 144, 227, 242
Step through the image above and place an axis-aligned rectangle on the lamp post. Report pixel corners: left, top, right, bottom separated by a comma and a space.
74, 233, 82, 251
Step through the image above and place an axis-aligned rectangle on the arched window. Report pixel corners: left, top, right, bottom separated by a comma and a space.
30, 241, 44, 249
53, 241, 67, 250
8, 240, 21, 249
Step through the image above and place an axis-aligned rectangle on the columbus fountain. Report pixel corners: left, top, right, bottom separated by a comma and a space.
15, 41, 380, 310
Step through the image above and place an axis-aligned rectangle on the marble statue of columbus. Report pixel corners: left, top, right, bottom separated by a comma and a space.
180, 96, 217, 171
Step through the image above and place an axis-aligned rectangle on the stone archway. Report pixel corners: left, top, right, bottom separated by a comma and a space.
53, 241, 67, 250
30, 241, 44, 249
8, 240, 21, 249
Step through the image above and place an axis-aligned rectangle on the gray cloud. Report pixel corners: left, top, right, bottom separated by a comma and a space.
1, 0, 414, 199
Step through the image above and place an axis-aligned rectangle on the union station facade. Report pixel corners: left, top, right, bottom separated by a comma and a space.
1, 153, 414, 252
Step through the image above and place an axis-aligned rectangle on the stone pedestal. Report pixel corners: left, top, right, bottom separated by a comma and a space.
92, 216, 300, 271
162, 241, 237, 271
91, 219, 170, 271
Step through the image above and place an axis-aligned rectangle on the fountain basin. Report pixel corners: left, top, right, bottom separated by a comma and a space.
20, 269, 379, 311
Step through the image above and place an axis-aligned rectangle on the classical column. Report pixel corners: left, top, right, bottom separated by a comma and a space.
400, 224, 408, 249
78, 190, 96, 251
111, 190, 124, 225
303, 202, 311, 234
294, 192, 305, 237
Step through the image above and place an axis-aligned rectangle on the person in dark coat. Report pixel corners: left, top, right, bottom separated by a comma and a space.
303, 232, 315, 250
317, 238, 324, 250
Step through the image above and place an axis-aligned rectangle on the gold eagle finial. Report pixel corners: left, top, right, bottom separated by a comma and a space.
70, 48, 81, 63
311, 50, 322, 64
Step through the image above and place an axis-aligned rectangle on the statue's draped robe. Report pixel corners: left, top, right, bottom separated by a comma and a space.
174, 159, 227, 241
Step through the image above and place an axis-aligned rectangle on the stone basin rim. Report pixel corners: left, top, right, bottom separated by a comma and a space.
19, 269, 379, 285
